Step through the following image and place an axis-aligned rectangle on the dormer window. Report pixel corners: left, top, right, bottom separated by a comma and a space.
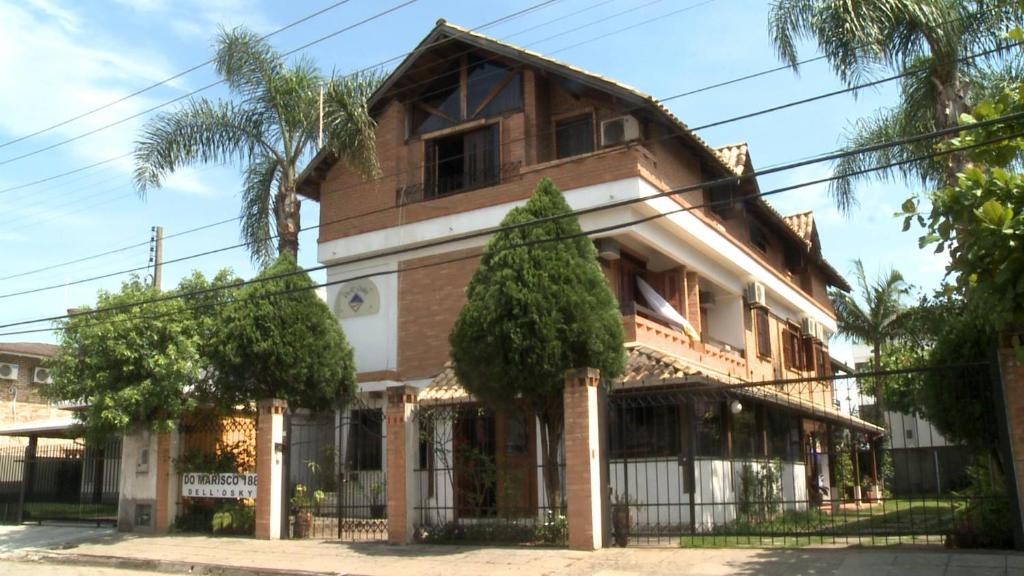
749, 222, 769, 254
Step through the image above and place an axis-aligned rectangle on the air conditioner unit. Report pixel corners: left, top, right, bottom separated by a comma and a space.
600, 115, 640, 147
0, 363, 18, 381
698, 290, 716, 309
744, 282, 767, 307
33, 367, 52, 385
800, 317, 819, 338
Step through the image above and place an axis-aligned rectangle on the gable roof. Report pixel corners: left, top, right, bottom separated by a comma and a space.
296, 21, 849, 292
297, 19, 738, 199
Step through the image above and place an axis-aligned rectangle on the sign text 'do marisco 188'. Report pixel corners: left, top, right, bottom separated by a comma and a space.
182, 473, 258, 499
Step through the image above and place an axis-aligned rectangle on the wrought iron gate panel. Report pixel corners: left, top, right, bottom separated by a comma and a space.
287, 398, 387, 541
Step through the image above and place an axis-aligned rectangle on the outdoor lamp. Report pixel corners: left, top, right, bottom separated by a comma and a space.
729, 399, 743, 415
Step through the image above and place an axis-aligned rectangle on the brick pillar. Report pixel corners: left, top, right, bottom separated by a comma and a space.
386, 385, 417, 544
255, 399, 287, 540
684, 271, 701, 336
996, 337, 1024, 548
564, 367, 607, 551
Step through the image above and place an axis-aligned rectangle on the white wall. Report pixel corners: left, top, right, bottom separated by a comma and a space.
705, 294, 745, 350
608, 458, 807, 533
325, 262, 398, 374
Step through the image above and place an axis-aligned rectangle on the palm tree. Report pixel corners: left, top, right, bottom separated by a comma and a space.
830, 259, 911, 418
769, 0, 1021, 212
133, 27, 380, 266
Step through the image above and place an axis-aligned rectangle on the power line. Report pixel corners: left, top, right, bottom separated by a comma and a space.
0, 0, 1004, 284
2, 37, 1017, 300
1, 108, 1019, 333
1, 122, 1016, 338
0, 0, 365, 151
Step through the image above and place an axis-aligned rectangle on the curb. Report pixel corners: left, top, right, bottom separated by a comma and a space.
14, 551, 348, 576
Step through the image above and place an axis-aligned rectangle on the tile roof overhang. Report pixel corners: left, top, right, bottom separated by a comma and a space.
416, 343, 882, 435
0, 342, 57, 359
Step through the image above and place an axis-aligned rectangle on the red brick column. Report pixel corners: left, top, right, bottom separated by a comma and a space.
387, 385, 417, 544
255, 399, 287, 540
564, 367, 607, 550
684, 271, 701, 336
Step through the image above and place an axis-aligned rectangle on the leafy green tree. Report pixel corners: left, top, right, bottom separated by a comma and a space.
209, 254, 356, 409
902, 79, 1024, 342
47, 271, 238, 440
133, 26, 380, 265
450, 178, 626, 510
769, 0, 1021, 210
830, 259, 911, 416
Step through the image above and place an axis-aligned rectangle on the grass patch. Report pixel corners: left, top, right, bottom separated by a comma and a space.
23, 502, 117, 521
678, 499, 958, 548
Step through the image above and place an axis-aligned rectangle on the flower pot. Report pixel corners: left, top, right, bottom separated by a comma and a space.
612, 506, 630, 547
293, 511, 313, 538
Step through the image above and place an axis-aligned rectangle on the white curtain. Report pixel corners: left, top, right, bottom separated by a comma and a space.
636, 276, 700, 339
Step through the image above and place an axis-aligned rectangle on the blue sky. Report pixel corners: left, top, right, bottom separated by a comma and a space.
0, 0, 943, 352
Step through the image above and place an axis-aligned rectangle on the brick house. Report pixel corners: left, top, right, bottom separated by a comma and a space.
297, 21, 881, 533
0, 342, 70, 437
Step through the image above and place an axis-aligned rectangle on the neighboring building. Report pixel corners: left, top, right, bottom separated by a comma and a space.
296, 21, 880, 532
852, 346, 970, 495
0, 342, 70, 435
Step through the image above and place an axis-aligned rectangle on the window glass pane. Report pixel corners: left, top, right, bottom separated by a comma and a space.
610, 403, 680, 458
555, 114, 594, 159
755, 308, 771, 357
504, 415, 529, 454
467, 57, 522, 118
695, 400, 723, 457
731, 406, 759, 458
767, 410, 796, 460
346, 409, 382, 471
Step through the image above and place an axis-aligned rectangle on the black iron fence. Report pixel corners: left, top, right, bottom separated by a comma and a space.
0, 438, 120, 525
175, 412, 257, 535
411, 404, 567, 545
286, 400, 387, 541
605, 365, 1008, 547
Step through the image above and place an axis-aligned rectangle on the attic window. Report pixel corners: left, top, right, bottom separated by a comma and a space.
749, 222, 769, 254
555, 114, 594, 159
409, 54, 522, 136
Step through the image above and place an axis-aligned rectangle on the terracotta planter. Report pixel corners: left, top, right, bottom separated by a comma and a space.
612, 506, 630, 547
293, 511, 313, 538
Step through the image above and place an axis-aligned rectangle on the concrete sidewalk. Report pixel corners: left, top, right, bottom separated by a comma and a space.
3, 526, 1024, 575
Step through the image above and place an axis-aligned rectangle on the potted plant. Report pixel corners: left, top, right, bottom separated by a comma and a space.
611, 492, 633, 547
291, 484, 325, 538
368, 481, 386, 518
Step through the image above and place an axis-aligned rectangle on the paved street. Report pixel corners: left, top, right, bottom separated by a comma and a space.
3, 525, 1024, 576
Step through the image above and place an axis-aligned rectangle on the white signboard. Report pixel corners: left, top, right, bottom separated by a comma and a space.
181, 473, 258, 499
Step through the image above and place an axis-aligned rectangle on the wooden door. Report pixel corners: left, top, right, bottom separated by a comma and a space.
496, 413, 537, 517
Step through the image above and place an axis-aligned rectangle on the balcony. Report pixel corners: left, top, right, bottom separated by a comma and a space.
621, 302, 747, 380
396, 161, 522, 206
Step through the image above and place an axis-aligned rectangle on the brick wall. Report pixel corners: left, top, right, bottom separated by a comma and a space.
397, 247, 482, 380
0, 352, 69, 428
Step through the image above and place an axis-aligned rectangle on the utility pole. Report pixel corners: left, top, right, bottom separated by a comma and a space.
149, 226, 163, 291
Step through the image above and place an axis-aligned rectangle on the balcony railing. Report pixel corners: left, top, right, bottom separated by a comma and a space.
396, 161, 522, 207
621, 302, 747, 378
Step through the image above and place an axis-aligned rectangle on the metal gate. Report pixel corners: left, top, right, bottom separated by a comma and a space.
0, 438, 120, 525
605, 364, 1008, 547
286, 397, 387, 541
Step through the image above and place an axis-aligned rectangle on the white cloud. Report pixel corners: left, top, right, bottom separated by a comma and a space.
163, 168, 213, 196
0, 1, 179, 167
